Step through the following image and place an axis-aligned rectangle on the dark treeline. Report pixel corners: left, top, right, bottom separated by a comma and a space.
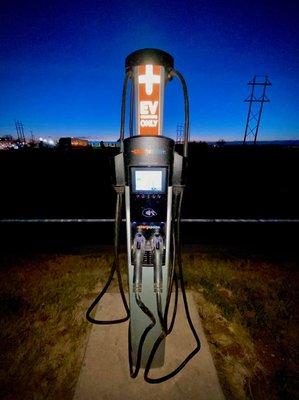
0, 143, 298, 252
185, 143, 298, 219
0, 143, 298, 219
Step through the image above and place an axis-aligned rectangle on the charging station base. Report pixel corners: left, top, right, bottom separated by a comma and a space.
74, 292, 224, 400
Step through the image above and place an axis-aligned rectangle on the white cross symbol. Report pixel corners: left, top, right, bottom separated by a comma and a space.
138, 65, 161, 96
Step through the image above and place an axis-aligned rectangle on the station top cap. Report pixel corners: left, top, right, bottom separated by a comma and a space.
125, 48, 174, 71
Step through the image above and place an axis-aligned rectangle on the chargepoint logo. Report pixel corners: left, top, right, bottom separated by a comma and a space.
137, 64, 163, 136
131, 148, 166, 156
142, 208, 157, 218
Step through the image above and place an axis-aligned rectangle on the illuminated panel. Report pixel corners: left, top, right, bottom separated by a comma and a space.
131, 167, 167, 193
135, 170, 162, 192
136, 65, 164, 136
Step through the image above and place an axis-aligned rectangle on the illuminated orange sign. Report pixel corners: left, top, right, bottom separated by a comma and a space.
136, 65, 164, 136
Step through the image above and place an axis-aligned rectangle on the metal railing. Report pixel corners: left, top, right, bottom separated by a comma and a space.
0, 218, 298, 223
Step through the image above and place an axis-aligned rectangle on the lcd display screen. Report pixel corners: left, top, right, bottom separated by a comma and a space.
135, 170, 162, 191
131, 167, 167, 193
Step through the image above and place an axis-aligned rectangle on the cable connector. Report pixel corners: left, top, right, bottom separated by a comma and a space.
113, 185, 125, 195
172, 185, 185, 196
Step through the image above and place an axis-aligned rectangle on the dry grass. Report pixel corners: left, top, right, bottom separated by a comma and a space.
0, 247, 297, 399
0, 252, 119, 400
182, 247, 298, 400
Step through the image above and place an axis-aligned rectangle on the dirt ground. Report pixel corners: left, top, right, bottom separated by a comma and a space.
0, 245, 298, 399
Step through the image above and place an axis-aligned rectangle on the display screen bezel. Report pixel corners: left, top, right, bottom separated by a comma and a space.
131, 167, 167, 194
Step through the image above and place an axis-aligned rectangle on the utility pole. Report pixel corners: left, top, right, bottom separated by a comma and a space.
243, 75, 271, 144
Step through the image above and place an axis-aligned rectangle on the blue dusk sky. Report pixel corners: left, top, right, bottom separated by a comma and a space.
0, 0, 298, 142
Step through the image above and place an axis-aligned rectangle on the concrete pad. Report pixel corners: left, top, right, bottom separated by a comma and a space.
74, 292, 225, 400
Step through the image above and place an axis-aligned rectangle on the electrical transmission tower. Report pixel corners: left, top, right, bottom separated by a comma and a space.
176, 123, 184, 144
15, 120, 26, 143
243, 75, 271, 144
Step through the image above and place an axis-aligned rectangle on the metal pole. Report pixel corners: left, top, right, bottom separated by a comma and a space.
254, 76, 268, 144
243, 76, 256, 144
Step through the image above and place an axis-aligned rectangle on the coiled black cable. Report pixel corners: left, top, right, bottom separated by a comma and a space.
155, 192, 181, 337
128, 293, 156, 378
86, 190, 130, 325
86, 67, 131, 324
162, 192, 181, 335
143, 188, 201, 384
128, 267, 179, 379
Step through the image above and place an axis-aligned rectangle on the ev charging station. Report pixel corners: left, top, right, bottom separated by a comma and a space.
86, 49, 201, 383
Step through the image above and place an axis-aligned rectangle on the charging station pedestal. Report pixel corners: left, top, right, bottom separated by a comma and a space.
87, 48, 202, 383
124, 135, 174, 367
